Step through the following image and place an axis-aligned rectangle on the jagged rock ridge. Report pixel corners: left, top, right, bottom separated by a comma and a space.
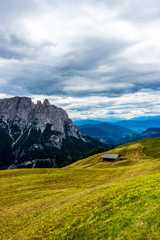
0, 96, 106, 169
0, 96, 82, 140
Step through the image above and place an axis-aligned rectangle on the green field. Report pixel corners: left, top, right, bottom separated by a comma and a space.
1, 137, 160, 239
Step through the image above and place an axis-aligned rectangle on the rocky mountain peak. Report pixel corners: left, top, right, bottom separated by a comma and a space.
43, 99, 50, 106
37, 100, 42, 105
0, 96, 105, 169
0, 96, 82, 140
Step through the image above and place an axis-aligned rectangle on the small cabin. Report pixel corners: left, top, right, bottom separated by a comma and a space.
102, 154, 120, 162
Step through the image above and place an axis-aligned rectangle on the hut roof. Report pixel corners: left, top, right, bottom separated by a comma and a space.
102, 153, 120, 159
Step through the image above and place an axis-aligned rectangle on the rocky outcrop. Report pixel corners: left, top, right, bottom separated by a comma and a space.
0, 96, 82, 140
0, 96, 81, 168
8, 158, 55, 169
0, 96, 106, 169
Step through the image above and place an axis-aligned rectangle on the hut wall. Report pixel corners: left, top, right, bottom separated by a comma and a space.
103, 158, 115, 162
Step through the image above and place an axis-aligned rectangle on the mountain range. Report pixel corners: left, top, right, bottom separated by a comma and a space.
0, 96, 106, 169
78, 122, 160, 146
116, 118, 160, 133
123, 128, 160, 143
1, 96, 159, 169
79, 122, 134, 145
74, 117, 160, 133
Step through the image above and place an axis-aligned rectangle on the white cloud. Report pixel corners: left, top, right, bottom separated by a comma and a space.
30, 90, 160, 119
0, 0, 160, 119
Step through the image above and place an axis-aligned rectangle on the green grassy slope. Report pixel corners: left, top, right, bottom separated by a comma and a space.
1, 138, 160, 240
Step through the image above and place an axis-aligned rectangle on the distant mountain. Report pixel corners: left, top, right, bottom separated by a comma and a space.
73, 117, 124, 125
79, 127, 113, 145
79, 122, 135, 145
116, 119, 160, 133
74, 116, 160, 129
0, 96, 106, 169
73, 120, 103, 126
130, 116, 160, 121
124, 128, 160, 143
80, 127, 107, 137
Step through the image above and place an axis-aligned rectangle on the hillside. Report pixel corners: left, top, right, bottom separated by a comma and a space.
79, 122, 134, 144
116, 118, 160, 133
66, 137, 160, 169
1, 138, 160, 239
123, 128, 160, 144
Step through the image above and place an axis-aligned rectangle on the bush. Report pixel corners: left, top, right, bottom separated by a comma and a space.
80, 147, 108, 160
62, 155, 76, 167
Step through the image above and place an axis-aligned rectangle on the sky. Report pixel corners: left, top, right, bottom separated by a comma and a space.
0, 0, 160, 120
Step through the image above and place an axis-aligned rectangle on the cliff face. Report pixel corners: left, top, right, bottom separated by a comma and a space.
0, 96, 82, 140
0, 96, 85, 168
0, 96, 106, 169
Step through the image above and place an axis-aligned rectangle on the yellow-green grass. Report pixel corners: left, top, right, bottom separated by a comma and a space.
1, 138, 160, 239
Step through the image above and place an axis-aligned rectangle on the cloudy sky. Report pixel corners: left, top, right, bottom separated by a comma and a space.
0, 0, 160, 120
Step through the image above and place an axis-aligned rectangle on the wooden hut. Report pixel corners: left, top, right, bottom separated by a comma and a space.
102, 153, 120, 162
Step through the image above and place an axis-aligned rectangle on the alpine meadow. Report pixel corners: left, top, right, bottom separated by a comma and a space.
1, 138, 160, 239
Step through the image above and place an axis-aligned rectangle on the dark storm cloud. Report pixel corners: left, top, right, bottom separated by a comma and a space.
0, 34, 28, 60
0, 32, 136, 97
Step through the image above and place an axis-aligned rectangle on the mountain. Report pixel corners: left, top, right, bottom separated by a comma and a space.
79, 122, 135, 144
73, 119, 103, 126
123, 128, 160, 143
116, 118, 160, 133
142, 128, 160, 137
130, 115, 160, 121
74, 116, 160, 130
1, 137, 160, 239
73, 117, 123, 126
0, 96, 106, 169
0, 96, 82, 141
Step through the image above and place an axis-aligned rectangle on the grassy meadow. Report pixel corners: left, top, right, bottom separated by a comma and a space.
1, 137, 160, 239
